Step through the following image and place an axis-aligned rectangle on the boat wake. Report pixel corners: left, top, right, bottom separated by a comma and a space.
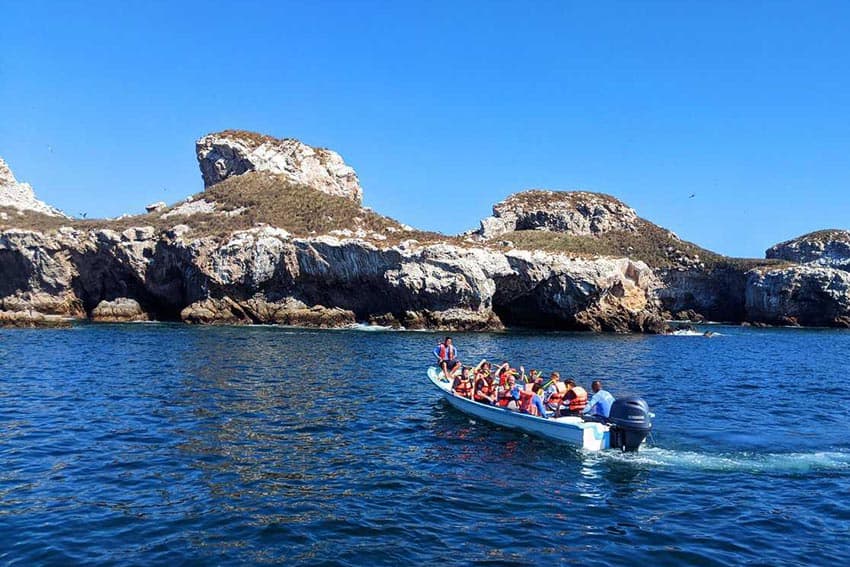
669, 330, 716, 337
348, 323, 399, 332
596, 446, 850, 473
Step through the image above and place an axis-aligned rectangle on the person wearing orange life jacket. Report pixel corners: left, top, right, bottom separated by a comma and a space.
543, 371, 569, 416
451, 366, 474, 399
433, 337, 460, 379
497, 374, 519, 409
473, 363, 496, 405
563, 378, 588, 415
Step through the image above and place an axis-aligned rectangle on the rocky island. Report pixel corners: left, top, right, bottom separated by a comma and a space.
2, 130, 849, 331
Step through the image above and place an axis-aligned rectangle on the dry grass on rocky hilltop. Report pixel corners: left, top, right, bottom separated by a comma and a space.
0, 173, 787, 269
0, 172, 448, 244
502, 218, 782, 270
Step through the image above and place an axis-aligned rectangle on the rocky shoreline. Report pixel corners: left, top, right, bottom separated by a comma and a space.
2, 130, 849, 331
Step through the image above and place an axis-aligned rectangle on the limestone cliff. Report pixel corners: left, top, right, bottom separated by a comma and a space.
766, 230, 850, 271
3, 130, 847, 331
476, 190, 640, 240
0, 157, 67, 218
196, 130, 362, 203
0, 219, 665, 332
744, 265, 850, 327
470, 188, 850, 328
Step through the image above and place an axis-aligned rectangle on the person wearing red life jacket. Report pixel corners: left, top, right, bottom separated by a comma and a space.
494, 361, 518, 389
433, 337, 460, 379
517, 379, 548, 417
563, 379, 588, 415
451, 366, 474, 399
497, 375, 519, 409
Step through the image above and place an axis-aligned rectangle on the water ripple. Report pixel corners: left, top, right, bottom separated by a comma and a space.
0, 324, 848, 564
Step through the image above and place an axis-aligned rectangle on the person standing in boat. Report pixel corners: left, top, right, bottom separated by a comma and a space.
582, 380, 615, 420
433, 337, 459, 379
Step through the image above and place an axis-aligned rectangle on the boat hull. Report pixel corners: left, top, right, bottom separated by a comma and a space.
427, 367, 610, 451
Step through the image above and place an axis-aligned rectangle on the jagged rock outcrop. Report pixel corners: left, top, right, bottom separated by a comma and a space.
0, 221, 666, 332
0, 309, 70, 328
196, 130, 362, 203
7, 128, 849, 331
656, 266, 751, 322
91, 298, 149, 322
766, 230, 850, 271
477, 190, 639, 240
745, 265, 850, 327
0, 157, 67, 217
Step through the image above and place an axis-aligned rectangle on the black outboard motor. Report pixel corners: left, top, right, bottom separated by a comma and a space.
607, 397, 652, 452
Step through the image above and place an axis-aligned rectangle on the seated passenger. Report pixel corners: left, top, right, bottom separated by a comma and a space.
582, 380, 615, 420
563, 379, 588, 415
543, 371, 568, 416
494, 362, 515, 388
473, 364, 496, 405
518, 382, 548, 418
497, 375, 520, 409
451, 366, 473, 399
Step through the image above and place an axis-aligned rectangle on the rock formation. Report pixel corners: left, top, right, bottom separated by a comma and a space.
91, 298, 149, 322
476, 190, 639, 240
745, 265, 850, 327
766, 230, 850, 271
3, 129, 847, 331
0, 157, 66, 217
196, 130, 362, 203
0, 220, 665, 332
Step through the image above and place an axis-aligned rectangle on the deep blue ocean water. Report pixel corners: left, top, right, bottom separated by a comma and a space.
1, 323, 849, 565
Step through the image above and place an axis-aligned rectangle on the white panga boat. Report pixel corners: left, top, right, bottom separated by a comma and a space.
427, 366, 652, 452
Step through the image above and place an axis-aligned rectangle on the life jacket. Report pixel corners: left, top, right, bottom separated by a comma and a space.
497, 386, 516, 407
474, 376, 493, 401
453, 376, 473, 398
547, 382, 567, 408
518, 384, 539, 416
568, 386, 588, 412
498, 369, 515, 388
438, 344, 456, 361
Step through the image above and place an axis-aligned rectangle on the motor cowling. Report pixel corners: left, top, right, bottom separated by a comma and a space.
608, 397, 652, 452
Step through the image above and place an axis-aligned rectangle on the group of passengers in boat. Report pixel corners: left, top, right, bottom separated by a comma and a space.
433, 337, 615, 420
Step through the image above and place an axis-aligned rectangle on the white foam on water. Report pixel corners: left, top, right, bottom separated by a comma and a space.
348, 323, 399, 332
597, 446, 850, 473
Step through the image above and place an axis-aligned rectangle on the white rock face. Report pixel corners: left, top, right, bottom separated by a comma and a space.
745, 265, 850, 326
162, 198, 217, 218
766, 230, 850, 271
196, 131, 363, 203
477, 190, 639, 240
0, 157, 66, 217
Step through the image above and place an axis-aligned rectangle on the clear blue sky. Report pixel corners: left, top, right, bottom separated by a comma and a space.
2, 1, 849, 257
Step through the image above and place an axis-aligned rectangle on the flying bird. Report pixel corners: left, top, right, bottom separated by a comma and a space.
689, 193, 696, 199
